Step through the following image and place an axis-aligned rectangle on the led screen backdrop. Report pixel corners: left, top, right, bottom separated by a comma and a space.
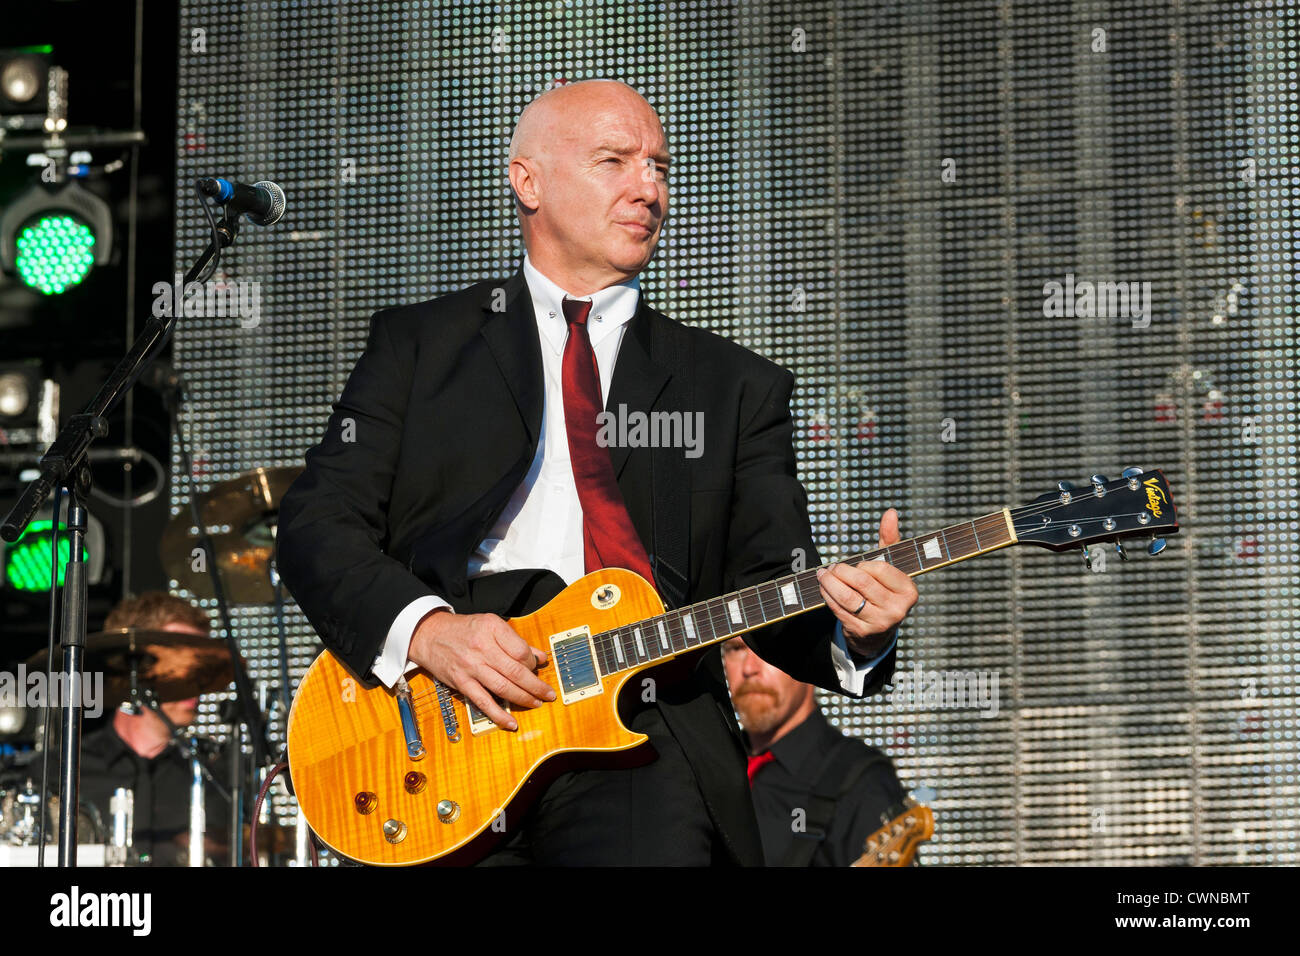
170, 0, 1297, 864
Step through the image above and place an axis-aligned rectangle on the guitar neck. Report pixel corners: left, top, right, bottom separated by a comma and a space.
592, 509, 1018, 679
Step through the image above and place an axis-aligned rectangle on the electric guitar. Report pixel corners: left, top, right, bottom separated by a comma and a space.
287, 468, 1178, 865
851, 800, 935, 867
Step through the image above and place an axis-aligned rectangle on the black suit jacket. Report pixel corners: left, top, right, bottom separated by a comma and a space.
276, 266, 896, 864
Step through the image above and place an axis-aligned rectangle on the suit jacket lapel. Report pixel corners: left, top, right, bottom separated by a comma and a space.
606, 291, 671, 478
478, 268, 544, 448
477, 266, 672, 473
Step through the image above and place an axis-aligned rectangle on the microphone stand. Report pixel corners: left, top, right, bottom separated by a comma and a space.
160, 373, 272, 864
124, 680, 232, 807
0, 204, 265, 867
271, 541, 293, 718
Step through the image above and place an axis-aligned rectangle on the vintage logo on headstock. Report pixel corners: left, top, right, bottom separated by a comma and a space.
1143, 476, 1167, 517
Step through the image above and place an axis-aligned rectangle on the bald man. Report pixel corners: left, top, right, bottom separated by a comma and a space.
277, 79, 917, 865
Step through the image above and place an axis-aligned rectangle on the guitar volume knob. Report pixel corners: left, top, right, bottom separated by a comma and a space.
354, 791, 377, 815
437, 799, 461, 824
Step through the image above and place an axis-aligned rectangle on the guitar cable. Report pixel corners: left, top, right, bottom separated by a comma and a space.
250, 760, 319, 867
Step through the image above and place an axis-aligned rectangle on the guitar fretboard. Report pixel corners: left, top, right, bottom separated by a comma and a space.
591, 510, 1015, 678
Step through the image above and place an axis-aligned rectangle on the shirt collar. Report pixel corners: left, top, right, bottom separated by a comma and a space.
522, 254, 641, 355
764, 707, 837, 776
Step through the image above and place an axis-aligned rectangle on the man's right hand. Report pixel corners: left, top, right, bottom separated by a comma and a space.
407, 610, 555, 731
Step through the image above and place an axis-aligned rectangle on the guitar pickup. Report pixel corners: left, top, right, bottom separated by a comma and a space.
548, 626, 603, 705
466, 697, 509, 736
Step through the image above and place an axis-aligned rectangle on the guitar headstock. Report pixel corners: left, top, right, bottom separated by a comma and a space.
1012, 468, 1179, 557
852, 800, 935, 867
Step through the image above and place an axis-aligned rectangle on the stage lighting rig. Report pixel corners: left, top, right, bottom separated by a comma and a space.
0, 502, 105, 593
0, 52, 126, 296
0, 47, 52, 131
0, 177, 113, 294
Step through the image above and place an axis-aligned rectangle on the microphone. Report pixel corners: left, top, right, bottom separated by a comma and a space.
198, 177, 286, 225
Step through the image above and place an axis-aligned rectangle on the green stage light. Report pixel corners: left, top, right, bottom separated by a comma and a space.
2, 520, 88, 592
14, 213, 96, 294
0, 180, 112, 294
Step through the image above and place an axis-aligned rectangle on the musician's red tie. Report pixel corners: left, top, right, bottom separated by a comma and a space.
561, 295, 658, 589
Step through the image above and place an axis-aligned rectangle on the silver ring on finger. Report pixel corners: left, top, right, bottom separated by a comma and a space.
853, 596, 867, 615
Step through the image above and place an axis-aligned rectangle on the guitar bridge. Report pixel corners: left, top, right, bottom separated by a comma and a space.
548, 626, 603, 705
434, 680, 460, 742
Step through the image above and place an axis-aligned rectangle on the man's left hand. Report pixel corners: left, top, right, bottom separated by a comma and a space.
816, 508, 918, 658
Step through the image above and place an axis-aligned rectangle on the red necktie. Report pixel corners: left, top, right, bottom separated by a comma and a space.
747, 751, 776, 786
561, 296, 657, 588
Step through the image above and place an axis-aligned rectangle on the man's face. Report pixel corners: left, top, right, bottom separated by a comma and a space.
157, 621, 206, 727
722, 638, 810, 738
515, 87, 669, 288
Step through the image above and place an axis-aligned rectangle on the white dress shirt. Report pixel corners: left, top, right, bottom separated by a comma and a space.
371, 256, 892, 692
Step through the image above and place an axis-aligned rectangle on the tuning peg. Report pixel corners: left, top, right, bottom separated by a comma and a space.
1091, 474, 1109, 496
1082, 546, 1093, 570
1121, 466, 1143, 478
1115, 541, 1129, 561
1058, 480, 1076, 491
1148, 537, 1167, 556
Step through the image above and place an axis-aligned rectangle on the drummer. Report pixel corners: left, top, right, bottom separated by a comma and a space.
76, 591, 230, 865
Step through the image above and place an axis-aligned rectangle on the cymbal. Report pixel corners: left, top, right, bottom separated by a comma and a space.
159, 465, 302, 605
24, 628, 235, 707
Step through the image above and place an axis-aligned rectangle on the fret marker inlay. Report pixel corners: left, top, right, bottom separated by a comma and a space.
727, 599, 742, 624
923, 538, 942, 560
683, 615, 695, 644
781, 582, 798, 606
634, 628, 646, 657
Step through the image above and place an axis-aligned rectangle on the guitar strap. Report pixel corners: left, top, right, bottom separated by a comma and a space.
780, 740, 889, 867
648, 326, 691, 612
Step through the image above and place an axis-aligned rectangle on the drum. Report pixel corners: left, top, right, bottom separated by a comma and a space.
0, 778, 105, 846
0, 779, 48, 845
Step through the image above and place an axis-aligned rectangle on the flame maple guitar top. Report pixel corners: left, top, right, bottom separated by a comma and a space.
287, 568, 668, 866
